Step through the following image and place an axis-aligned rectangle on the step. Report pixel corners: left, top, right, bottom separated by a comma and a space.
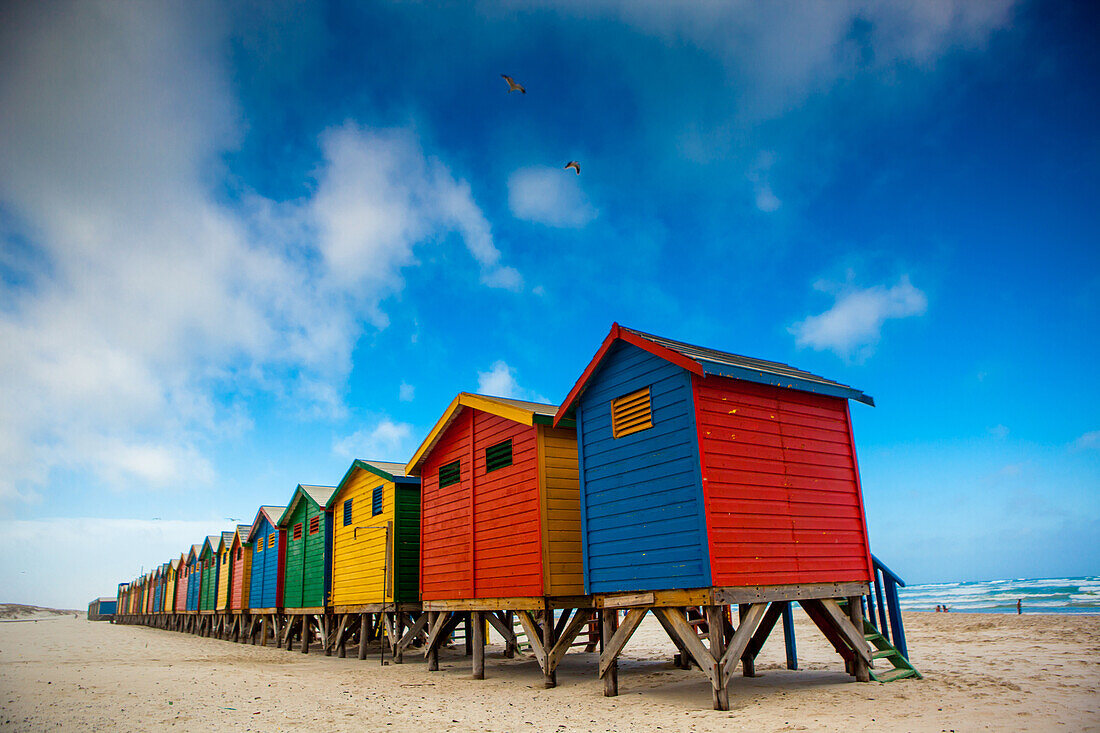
873, 667, 919, 683
872, 648, 899, 660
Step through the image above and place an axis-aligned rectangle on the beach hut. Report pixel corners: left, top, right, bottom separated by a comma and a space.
164, 560, 178, 626
405, 393, 589, 684
186, 544, 202, 624
116, 583, 129, 622
152, 566, 164, 617
246, 506, 286, 647
278, 484, 337, 653
198, 535, 220, 634
88, 596, 117, 621
215, 530, 235, 636
227, 523, 252, 641
174, 553, 189, 617
325, 459, 423, 660
554, 324, 886, 707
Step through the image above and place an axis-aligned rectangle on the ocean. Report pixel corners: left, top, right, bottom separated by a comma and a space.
897, 576, 1100, 614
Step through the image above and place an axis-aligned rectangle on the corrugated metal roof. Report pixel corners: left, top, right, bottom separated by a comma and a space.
474, 395, 557, 416
622, 326, 873, 406
299, 484, 337, 506
359, 460, 409, 478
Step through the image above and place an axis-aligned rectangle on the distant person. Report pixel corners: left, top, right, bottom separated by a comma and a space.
1017, 599, 1022, 615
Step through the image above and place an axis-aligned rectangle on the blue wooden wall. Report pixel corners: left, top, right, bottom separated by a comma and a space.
577, 341, 711, 593
186, 562, 199, 611
249, 513, 281, 609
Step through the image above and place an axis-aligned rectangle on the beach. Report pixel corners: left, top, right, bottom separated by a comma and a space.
1, 610, 1097, 732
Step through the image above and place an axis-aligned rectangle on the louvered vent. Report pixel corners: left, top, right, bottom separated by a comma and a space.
439, 460, 460, 488
309, 515, 320, 535
611, 386, 653, 439
292, 523, 303, 540
485, 439, 512, 472
372, 486, 383, 516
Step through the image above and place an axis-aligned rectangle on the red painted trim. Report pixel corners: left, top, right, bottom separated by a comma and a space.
618, 329, 705, 378
554, 323, 621, 426
468, 407, 477, 599
844, 401, 876, 582
553, 322, 705, 426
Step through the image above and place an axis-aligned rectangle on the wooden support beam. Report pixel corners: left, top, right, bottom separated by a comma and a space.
738, 605, 760, 677
546, 609, 593, 675
846, 596, 871, 682
334, 614, 349, 658
718, 602, 768, 685
396, 612, 429, 657
798, 599, 855, 665
516, 611, 547, 669
817, 598, 872, 666
601, 609, 618, 697
745, 602, 783, 662
781, 602, 798, 670
707, 606, 729, 710
503, 611, 516, 658
358, 613, 369, 660
653, 607, 719, 689
543, 607, 558, 688
426, 612, 441, 671
471, 611, 485, 680
485, 610, 516, 648
598, 608, 647, 678
650, 607, 693, 669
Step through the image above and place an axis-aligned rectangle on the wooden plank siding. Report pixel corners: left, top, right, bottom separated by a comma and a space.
576, 342, 711, 593
174, 557, 189, 613
216, 533, 233, 611
248, 511, 285, 610
539, 425, 585, 596
230, 532, 251, 611
199, 538, 219, 611
693, 375, 874, 586
280, 488, 334, 609
186, 547, 201, 611
418, 406, 547, 600
330, 469, 402, 607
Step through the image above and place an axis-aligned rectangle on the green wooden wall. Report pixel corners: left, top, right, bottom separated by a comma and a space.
200, 547, 218, 611
393, 483, 421, 603
282, 497, 330, 608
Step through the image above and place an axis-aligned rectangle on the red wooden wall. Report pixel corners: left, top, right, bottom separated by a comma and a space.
230, 537, 246, 610
693, 374, 873, 587
419, 408, 544, 600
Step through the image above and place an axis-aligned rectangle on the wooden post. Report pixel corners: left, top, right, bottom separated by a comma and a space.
707, 605, 729, 711
503, 611, 516, 658
471, 611, 485, 680
543, 607, 557, 688
847, 596, 870, 682
738, 605, 757, 678
427, 612, 440, 671
301, 615, 311, 654
464, 613, 473, 656
782, 602, 798, 670
601, 609, 618, 697
358, 613, 369, 660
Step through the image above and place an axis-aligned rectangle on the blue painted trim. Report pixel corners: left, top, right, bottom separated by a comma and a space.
782, 602, 798, 670
697, 359, 875, 406
682, 371, 713, 587
575, 404, 591, 595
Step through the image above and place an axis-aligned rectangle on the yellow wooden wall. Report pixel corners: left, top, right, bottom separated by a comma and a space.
165, 569, 176, 612
216, 545, 231, 610
538, 425, 585, 596
330, 469, 394, 607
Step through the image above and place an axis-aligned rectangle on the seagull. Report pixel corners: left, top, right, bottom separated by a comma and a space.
564, 161, 581, 175
501, 74, 526, 94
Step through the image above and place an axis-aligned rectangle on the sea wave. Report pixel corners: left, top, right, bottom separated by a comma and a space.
897, 576, 1100, 614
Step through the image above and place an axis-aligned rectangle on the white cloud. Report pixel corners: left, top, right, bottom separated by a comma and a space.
789, 275, 927, 360
747, 151, 781, 212
333, 418, 416, 461
311, 123, 523, 325
476, 360, 548, 403
507, 166, 598, 228
0, 4, 520, 504
399, 382, 416, 402
989, 424, 1010, 440
0, 518, 228, 608
1072, 431, 1100, 451
535, 0, 1016, 118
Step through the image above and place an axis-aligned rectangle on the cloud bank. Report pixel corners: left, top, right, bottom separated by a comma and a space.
507, 166, 598, 228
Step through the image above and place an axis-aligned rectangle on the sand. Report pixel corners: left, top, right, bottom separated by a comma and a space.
0, 610, 1097, 731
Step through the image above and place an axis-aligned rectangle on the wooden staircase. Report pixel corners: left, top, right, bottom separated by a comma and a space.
863, 619, 921, 682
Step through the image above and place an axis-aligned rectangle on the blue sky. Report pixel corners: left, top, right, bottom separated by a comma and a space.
1, 1, 1097, 607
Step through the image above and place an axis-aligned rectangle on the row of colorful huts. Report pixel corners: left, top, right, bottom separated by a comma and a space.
112, 324, 919, 709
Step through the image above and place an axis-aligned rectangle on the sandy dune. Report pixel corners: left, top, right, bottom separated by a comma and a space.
0, 610, 1097, 731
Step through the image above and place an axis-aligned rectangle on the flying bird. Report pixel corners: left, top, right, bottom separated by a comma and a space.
564, 161, 581, 175
501, 74, 526, 94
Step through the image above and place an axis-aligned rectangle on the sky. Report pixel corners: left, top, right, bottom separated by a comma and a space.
1, 0, 1097, 608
